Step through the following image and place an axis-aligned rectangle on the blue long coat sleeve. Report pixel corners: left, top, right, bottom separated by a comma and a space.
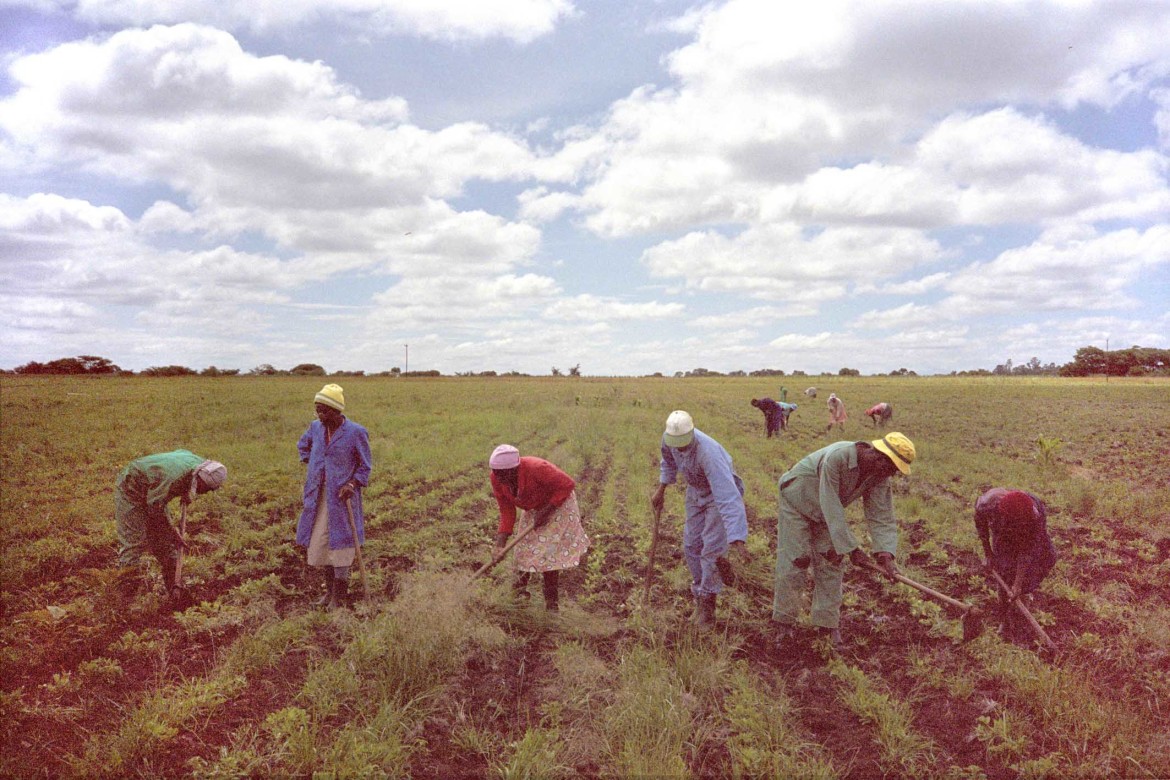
659, 429, 748, 543
296, 418, 372, 549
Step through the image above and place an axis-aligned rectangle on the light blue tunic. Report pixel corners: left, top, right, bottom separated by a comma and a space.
659, 428, 748, 596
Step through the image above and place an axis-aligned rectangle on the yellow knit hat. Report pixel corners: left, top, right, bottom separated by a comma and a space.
872, 431, 915, 475
314, 383, 345, 411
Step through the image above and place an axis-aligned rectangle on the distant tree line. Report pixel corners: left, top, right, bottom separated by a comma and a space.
5, 357, 393, 377
6, 348, 1166, 378
1058, 346, 1170, 377
9, 355, 128, 375
990, 357, 1059, 376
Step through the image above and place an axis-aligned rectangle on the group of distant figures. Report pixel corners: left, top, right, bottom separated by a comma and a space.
751, 387, 894, 438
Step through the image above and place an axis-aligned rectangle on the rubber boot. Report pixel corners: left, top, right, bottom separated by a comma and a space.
315, 567, 335, 607
696, 593, 717, 631
328, 576, 350, 610
512, 571, 532, 602
541, 571, 559, 612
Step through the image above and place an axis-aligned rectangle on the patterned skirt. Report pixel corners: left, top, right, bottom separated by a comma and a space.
513, 491, 590, 573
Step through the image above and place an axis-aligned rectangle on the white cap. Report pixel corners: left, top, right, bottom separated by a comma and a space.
663, 410, 695, 448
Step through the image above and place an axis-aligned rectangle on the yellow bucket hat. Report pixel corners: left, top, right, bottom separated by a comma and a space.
314, 383, 345, 411
872, 431, 915, 475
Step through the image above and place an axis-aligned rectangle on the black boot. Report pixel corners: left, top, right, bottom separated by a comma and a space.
696, 593, 717, 631
541, 571, 559, 612
315, 567, 335, 607
328, 577, 350, 610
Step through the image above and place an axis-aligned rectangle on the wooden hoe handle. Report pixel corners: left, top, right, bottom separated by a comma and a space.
861, 558, 973, 612
469, 524, 536, 582
344, 498, 370, 601
643, 505, 663, 605
988, 568, 1057, 650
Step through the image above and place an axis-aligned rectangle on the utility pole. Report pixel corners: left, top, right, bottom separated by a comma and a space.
404, 344, 408, 377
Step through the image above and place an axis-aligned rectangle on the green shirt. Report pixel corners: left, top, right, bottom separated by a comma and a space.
778, 441, 898, 556
116, 449, 204, 516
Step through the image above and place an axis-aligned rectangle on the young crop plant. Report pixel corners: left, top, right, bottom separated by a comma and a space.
600, 645, 694, 777
492, 727, 570, 780
1035, 436, 1064, 466
827, 656, 938, 776
723, 667, 835, 779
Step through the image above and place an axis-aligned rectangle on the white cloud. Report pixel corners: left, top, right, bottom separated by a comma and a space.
916, 109, 1170, 225
17, 0, 577, 42
561, 0, 1170, 237
873, 272, 951, 296
0, 24, 536, 221
691, 305, 818, 330
942, 224, 1170, 314
517, 186, 579, 223
542, 294, 683, 321
997, 315, 1168, 365
851, 224, 1170, 327
1155, 87, 1170, 150
1, 295, 99, 333
767, 331, 837, 351
850, 303, 937, 331
367, 272, 561, 329
640, 224, 942, 303
0, 193, 296, 337
0, 25, 547, 289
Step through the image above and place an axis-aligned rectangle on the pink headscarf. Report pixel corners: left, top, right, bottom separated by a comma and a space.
489, 444, 520, 470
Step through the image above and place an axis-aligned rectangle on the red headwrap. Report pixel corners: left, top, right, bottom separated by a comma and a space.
999, 491, 1035, 524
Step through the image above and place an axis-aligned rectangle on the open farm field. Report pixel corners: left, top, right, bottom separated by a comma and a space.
2, 374, 1169, 778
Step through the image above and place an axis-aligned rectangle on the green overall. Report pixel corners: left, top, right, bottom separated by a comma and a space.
773, 442, 898, 629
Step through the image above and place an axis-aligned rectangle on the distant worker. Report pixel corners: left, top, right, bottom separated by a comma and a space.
114, 450, 227, 601
779, 386, 788, 403
773, 433, 916, 647
826, 393, 847, 434
490, 445, 590, 612
974, 489, 1057, 640
751, 397, 785, 438
865, 402, 894, 428
297, 384, 372, 610
651, 410, 749, 630
805, 387, 817, 399
778, 402, 798, 431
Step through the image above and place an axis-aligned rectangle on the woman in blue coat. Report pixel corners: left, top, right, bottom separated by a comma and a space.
297, 383, 372, 608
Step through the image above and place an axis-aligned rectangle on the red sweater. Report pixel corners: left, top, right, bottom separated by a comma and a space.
491, 456, 576, 535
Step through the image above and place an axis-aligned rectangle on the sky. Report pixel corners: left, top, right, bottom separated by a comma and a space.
1, 0, 1168, 377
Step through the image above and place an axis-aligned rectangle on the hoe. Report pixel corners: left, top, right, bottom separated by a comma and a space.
344, 498, 370, 602
468, 524, 536, 583
169, 501, 190, 605
642, 504, 663, 605
987, 567, 1058, 651
858, 558, 984, 642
